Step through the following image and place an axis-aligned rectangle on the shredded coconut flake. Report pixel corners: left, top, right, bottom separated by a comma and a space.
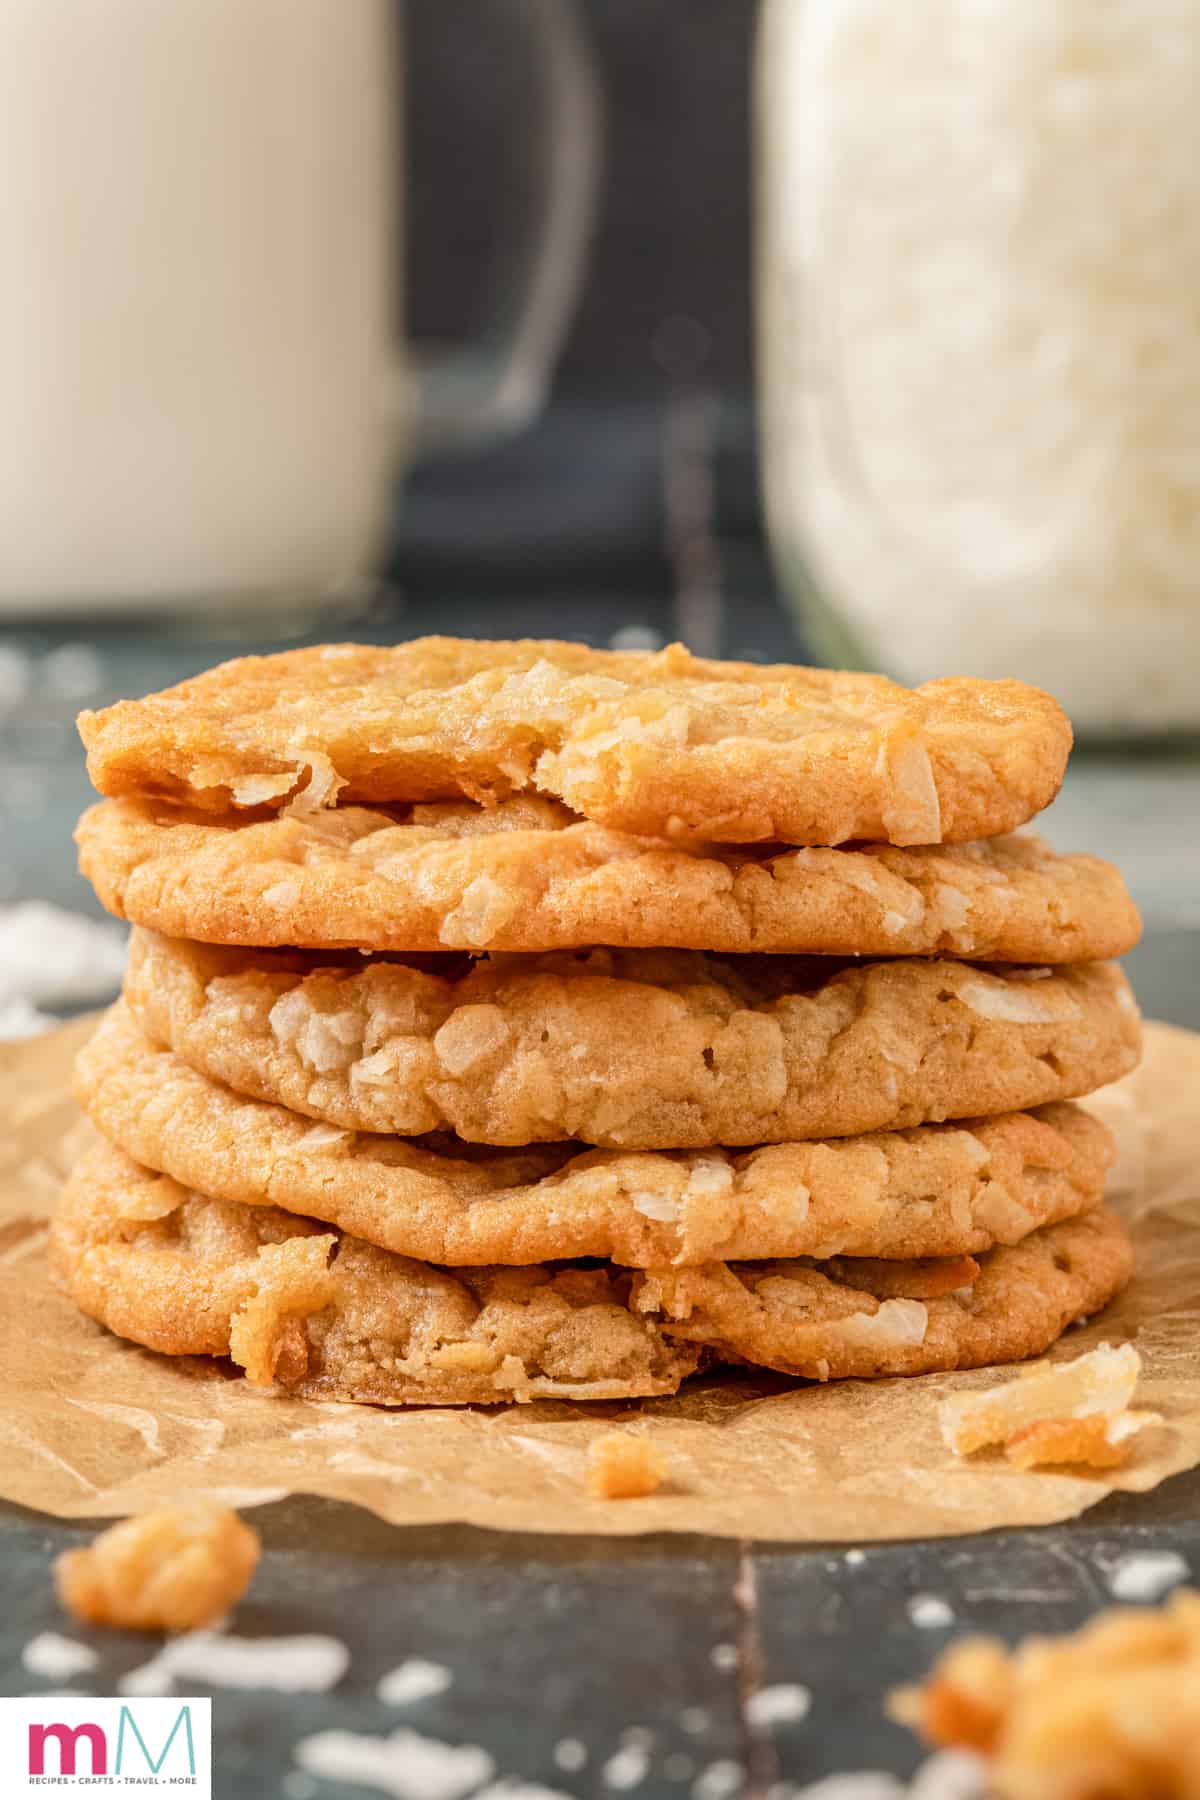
0, 902, 127, 1008
685, 1158, 735, 1200
691, 1761, 745, 1800
745, 1683, 812, 1727
837, 1298, 929, 1352
124, 1629, 348, 1697
954, 978, 1069, 1024
880, 737, 942, 845
232, 773, 295, 807
378, 1659, 453, 1705
603, 1744, 650, 1789
631, 1190, 679, 1223
440, 875, 520, 948
1107, 1550, 1190, 1603
353, 1046, 402, 1084
21, 1632, 99, 1680
298, 1123, 351, 1149
263, 881, 302, 908
281, 752, 346, 818
932, 885, 970, 931
908, 1595, 955, 1630
295, 1728, 493, 1800
434, 1005, 511, 1075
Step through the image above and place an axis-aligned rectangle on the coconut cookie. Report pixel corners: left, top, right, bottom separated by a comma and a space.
77, 1007, 1113, 1266
634, 1210, 1134, 1382
77, 796, 1139, 962
124, 932, 1140, 1148
78, 636, 1071, 845
51, 1140, 700, 1404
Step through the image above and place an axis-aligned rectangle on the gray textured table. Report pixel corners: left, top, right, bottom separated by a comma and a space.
2, 605, 1198, 1799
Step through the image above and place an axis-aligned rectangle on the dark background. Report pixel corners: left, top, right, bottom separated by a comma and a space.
399, 0, 771, 641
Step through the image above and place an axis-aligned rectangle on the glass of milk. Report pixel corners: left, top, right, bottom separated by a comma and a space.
0, 0, 597, 614
757, 0, 1200, 734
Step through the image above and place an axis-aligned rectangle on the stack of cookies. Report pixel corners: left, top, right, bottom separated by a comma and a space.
55, 639, 1143, 1408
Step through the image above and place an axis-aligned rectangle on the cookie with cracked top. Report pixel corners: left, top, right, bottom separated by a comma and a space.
78, 636, 1072, 845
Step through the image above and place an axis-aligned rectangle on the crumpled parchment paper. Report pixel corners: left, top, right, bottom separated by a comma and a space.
2, 1017, 1197, 1541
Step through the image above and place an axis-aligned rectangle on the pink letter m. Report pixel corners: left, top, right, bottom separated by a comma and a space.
29, 1721, 107, 1776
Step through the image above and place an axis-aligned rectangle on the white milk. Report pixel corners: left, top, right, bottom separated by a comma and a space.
0, 0, 399, 608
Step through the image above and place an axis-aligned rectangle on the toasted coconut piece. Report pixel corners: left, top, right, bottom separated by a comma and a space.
941, 1342, 1159, 1468
890, 1590, 1200, 1799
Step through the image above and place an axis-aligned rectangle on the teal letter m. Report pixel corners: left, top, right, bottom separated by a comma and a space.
115, 1703, 196, 1775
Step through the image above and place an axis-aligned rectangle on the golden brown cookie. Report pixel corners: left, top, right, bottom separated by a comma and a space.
51, 1139, 700, 1404
124, 931, 1140, 1148
77, 796, 1140, 962
635, 1210, 1134, 1381
77, 636, 1071, 844
76, 1005, 1114, 1266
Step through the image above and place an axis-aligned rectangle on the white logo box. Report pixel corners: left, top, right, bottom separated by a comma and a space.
0, 1696, 212, 1795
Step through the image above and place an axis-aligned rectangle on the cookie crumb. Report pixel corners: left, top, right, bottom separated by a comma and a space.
939, 1342, 1160, 1468
55, 1502, 260, 1632
889, 1589, 1200, 1796
587, 1433, 666, 1500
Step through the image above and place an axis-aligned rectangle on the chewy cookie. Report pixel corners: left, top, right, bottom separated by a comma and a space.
124, 932, 1140, 1148
77, 797, 1140, 961
635, 1210, 1134, 1382
78, 636, 1071, 845
52, 1140, 700, 1405
77, 1006, 1113, 1266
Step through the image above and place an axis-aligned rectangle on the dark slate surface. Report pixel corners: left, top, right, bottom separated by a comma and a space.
2, 594, 1198, 1799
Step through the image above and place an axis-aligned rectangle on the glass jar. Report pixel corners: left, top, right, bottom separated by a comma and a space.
756, 0, 1200, 735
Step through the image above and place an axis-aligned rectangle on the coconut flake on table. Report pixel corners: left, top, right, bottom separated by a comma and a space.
907, 1595, 955, 1630
691, 1761, 745, 1800
745, 1683, 812, 1727
602, 1743, 650, 1789
294, 1727, 494, 1800
377, 1658, 454, 1705
475, 1783, 578, 1800
1106, 1549, 1190, 1602
0, 902, 128, 1024
777, 1751, 987, 1800
21, 1632, 99, 1680
121, 1628, 349, 1696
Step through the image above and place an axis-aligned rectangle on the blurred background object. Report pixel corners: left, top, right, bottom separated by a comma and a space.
0, 0, 597, 615
0, 0, 1196, 944
758, 0, 1200, 736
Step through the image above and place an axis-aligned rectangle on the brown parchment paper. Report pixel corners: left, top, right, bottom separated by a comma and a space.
2, 1016, 1198, 1542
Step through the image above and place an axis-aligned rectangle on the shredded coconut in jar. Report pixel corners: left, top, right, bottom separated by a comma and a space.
760, 0, 1200, 730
